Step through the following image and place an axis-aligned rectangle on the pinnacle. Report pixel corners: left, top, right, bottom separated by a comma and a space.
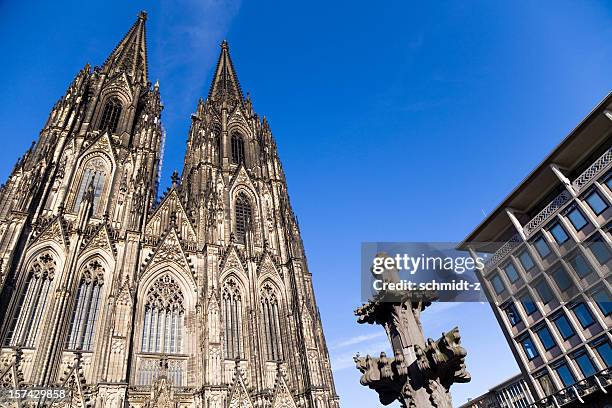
207, 39, 244, 103
102, 12, 149, 86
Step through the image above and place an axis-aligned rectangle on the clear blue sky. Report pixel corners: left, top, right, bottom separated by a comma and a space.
1, 1, 612, 406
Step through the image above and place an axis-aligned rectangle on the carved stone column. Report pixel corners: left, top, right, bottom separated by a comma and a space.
354, 295, 470, 408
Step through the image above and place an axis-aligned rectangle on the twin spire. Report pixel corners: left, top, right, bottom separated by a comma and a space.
207, 40, 244, 104
102, 11, 149, 86
102, 11, 244, 104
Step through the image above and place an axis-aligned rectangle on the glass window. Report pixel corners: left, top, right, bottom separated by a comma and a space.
503, 263, 520, 283
518, 250, 535, 271
573, 352, 597, 377
520, 293, 537, 315
554, 362, 576, 387
572, 303, 595, 328
550, 223, 570, 244
231, 133, 245, 164
504, 304, 522, 326
566, 207, 588, 231
533, 236, 551, 258
593, 339, 612, 367
592, 290, 612, 316
235, 193, 252, 244
585, 190, 608, 215
536, 373, 555, 396
551, 267, 573, 292
552, 314, 575, 340
569, 254, 593, 278
520, 336, 539, 360
536, 325, 556, 351
535, 280, 554, 304
588, 237, 612, 265
606, 175, 612, 191
99, 97, 122, 133
491, 275, 506, 295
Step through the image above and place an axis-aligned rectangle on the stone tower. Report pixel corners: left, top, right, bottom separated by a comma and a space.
0, 12, 339, 408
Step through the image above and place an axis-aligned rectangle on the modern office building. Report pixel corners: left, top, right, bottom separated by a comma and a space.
0, 12, 339, 407
459, 94, 612, 406
458, 373, 534, 408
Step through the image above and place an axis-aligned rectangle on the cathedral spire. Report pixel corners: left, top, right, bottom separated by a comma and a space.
102, 11, 149, 86
207, 40, 244, 104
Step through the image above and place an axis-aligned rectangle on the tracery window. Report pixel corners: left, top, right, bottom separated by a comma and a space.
74, 157, 108, 214
235, 193, 252, 244
66, 260, 104, 351
222, 278, 243, 360
231, 133, 245, 164
261, 283, 283, 361
4, 253, 56, 347
141, 274, 185, 354
138, 359, 185, 386
99, 97, 122, 133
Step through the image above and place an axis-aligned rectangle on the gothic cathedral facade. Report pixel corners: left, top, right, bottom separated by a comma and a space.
0, 12, 339, 408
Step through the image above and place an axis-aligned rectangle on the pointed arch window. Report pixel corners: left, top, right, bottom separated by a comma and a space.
4, 253, 56, 347
222, 278, 243, 360
231, 133, 245, 164
141, 274, 185, 354
99, 97, 122, 133
235, 193, 252, 243
261, 283, 283, 361
66, 260, 104, 351
74, 157, 108, 214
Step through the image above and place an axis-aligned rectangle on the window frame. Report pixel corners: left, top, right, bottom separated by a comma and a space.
552, 313, 576, 341
587, 236, 612, 265
518, 250, 536, 271
504, 303, 522, 326
566, 206, 588, 231
503, 262, 520, 284
535, 279, 555, 305
572, 303, 596, 329
519, 334, 539, 361
550, 266, 573, 293
592, 337, 612, 367
572, 350, 597, 378
552, 361, 576, 388
491, 274, 506, 295
549, 222, 570, 245
533, 235, 552, 258
520, 293, 538, 316
591, 289, 612, 317
568, 253, 594, 279
535, 324, 556, 351
585, 190, 608, 215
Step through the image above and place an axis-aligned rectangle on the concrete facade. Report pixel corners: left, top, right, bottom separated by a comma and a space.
459, 95, 612, 406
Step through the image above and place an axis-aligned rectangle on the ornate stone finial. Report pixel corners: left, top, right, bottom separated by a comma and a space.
354, 296, 469, 407
221, 39, 229, 49
138, 10, 148, 21
171, 170, 179, 187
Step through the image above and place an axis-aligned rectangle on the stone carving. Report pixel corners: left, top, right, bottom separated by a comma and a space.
354, 254, 470, 408
0, 13, 339, 408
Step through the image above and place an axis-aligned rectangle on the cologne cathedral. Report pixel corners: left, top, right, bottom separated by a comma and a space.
0, 12, 339, 408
